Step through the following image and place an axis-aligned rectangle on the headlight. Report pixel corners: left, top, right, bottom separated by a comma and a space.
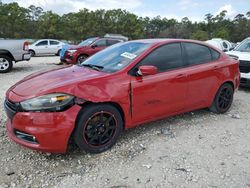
20, 93, 75, 112
68, 49, 77, 53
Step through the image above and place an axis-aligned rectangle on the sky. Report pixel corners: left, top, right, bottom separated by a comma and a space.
2, 0, 250, 21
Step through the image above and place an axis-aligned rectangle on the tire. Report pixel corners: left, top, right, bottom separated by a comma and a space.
209, 83, 234, 114
74, 104, 123, 153
77, 55, 88, 64
0, 55, 13, 73
56, 49, 61, 56
29, 50, 35, 57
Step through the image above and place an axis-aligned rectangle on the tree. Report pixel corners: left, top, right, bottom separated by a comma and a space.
0, 1, 249, 42
191, 30, 209, 41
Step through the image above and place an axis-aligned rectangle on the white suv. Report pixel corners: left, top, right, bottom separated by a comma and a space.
29, 39, 65, 56
227, 37, 250, 87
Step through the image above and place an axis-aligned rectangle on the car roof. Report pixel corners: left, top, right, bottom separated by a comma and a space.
130, 38, 207, 45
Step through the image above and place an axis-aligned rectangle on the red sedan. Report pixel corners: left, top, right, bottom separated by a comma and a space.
4, 39, 240, 153
62, 37, 124, 64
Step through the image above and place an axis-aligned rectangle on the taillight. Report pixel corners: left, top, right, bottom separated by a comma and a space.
23, 41, 29, 51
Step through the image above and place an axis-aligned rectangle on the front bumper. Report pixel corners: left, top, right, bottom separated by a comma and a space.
62, 52, 77, 64
5, 104, 81, 153
240, 73, 250, 87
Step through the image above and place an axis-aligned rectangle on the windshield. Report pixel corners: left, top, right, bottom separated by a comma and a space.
78, 37, 98, 46
234, 38, 250, 52
80, 42, 152, 73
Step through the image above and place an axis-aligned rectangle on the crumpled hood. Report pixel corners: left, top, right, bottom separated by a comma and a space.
226, 50, 250, 61
7, 65, 107, 101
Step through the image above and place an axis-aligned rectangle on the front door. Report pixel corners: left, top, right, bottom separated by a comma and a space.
130, 43, 188, 124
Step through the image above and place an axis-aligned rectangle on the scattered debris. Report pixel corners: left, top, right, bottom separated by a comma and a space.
175, 168, 191, 173
229, 113, 241, 119
142, 164, 152, 169
139, 144, 146, 150
161, 127, 174, 138
6, 171, 15, 176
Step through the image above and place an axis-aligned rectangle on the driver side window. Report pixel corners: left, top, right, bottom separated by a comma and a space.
93, 39, 107, 47
138, 43, 184, 73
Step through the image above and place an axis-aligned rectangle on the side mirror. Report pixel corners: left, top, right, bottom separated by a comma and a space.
137, 65, 158, 76
91, 44, 97, 48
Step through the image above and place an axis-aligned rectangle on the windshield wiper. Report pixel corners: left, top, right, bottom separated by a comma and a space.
81, 64, 104, 71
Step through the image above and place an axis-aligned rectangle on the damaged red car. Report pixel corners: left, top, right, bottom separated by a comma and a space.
4, 39, 240, 153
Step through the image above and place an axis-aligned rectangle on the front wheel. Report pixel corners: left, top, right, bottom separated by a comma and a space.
77, 55, 88, 64
0, 55, 13, 73
74, 104, 123, 153
209, 83, 234, 114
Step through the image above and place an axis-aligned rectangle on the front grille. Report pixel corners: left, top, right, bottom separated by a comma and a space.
241, 78, 247, 84
239, 60, 250, 73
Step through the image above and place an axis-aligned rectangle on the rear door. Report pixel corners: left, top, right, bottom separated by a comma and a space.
182, 42, 222, 109
49, 40, 61, 54
130, 42, 188, 124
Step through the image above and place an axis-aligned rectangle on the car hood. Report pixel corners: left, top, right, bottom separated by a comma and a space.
226, 50, 250, 61
7, 65, 107, 101
69, 45, 90, 50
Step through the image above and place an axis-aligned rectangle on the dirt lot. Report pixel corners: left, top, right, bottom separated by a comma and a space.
0, 56, 250, 188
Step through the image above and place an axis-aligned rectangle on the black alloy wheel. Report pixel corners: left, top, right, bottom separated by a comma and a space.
209, 83, 234, 113
74, 104, 123, 153
77, 55, 88, 64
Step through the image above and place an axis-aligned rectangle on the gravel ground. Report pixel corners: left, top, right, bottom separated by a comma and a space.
0, 56, 250, 188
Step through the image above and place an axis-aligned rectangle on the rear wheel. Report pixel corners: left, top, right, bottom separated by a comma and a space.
0, 55, 13, 73
29, 50, 35, 57
74, 104, 123, 153
209, 83, 234, 113
77, 55, 88, 64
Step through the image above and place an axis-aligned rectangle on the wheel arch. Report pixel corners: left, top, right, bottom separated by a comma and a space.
77, 53, 89, 59
209, 80, 235, 107
0, 50, 15, 61
77, 101, 125, 127
29, 49, 35, 54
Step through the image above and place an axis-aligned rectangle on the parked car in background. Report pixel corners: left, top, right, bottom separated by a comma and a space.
60, 37, 98, 62
0, 40, 31, 73
206, 38, 233, 52
29, 39, 65, 57
226, 37, 250, 87
62, 36, 127, 64
4, 39, 240, 153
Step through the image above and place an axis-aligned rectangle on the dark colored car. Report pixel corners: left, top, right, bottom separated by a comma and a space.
62, 37, 124, 64
4, 39, 240, 154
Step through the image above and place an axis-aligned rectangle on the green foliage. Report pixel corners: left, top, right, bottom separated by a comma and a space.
191, 30, 209, 41
0, 2, 249, 42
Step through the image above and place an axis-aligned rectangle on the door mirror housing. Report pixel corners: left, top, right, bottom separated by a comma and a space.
137, 65, 158, 76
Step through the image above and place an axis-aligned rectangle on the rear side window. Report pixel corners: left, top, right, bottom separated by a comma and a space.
138, 43, 184, 72
222, 42, 228, 49
36, 40, 48, 46
210, 48, 220, 60
107, 40, 120, 46
50, 40, 60, 45
183, 42, 212, 65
